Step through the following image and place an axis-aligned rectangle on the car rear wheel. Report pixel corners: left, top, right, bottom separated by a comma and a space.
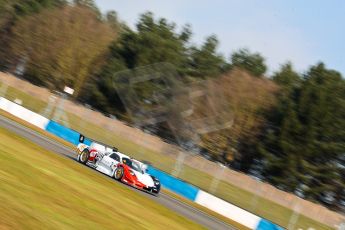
79, 149, 89, 164
114, 167, 123, 181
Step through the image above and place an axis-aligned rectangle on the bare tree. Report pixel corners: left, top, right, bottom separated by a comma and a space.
200, 69, 279, 163
9, 5, 116, 96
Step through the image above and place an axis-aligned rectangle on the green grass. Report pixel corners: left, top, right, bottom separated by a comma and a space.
0, 82, 335, 229
0, 127, 204, 230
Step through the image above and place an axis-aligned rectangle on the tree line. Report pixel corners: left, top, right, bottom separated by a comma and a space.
0, 0, 344, 211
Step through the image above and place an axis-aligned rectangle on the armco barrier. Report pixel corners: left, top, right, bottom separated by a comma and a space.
146, 166, 199, 201
0, 97, 284, 229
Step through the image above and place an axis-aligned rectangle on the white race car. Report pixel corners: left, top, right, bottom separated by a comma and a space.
76, 142, 160, 194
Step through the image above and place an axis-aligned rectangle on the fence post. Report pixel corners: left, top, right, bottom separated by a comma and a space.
209, 163, 226, 193
0, 81, 8, 97
288, 197, 301, 230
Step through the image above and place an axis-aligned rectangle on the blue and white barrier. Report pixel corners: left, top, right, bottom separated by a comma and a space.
147, 166, 282, 230
195, 190, 261, 229
256, 219, 284, 230
147, 166, 199, 201
45, 120, 92, 146
0, 96, 284, 230
0, 97, 49, 129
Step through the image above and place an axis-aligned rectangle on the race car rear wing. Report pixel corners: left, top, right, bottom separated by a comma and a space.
79, 134, 118, 152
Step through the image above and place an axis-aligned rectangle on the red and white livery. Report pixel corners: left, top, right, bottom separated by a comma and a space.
76, 142, 160, 194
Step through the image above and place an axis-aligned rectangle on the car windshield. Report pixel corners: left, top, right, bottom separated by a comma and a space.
122, 158, 142, 173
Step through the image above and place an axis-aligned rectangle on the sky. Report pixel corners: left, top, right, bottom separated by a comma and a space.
94, 0, 345, 76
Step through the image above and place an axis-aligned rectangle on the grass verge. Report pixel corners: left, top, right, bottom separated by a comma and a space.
163, 189, 251, 230
0, 126, 204, 230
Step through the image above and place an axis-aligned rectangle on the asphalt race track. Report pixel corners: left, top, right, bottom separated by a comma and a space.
0, 114, 235, 230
